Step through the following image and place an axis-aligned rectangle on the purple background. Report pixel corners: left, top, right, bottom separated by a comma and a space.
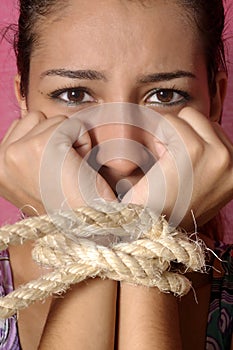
0, 0, 232, 241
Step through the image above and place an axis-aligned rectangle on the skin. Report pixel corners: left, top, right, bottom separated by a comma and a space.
13, 0, 231, 227
11, 0, 231, 227
0, 0, 232, 348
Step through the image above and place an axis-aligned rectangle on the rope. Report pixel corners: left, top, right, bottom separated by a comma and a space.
0, 202, 206, 319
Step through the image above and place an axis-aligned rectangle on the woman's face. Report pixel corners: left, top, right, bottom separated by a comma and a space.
17, 0, 225, 192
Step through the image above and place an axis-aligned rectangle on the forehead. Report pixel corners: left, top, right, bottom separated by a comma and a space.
31, 0, 200, 74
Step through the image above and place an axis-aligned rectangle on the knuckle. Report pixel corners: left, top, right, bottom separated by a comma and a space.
218, 145, 232, 171
188, 140, 205, 161
29, 137, 45, 155
178, 106, 193, 118
4, 138, 43, 168
50, 115, 68, 124
27, 111, 46, 123
207, 143, 232, 177
4, 142, 20, 166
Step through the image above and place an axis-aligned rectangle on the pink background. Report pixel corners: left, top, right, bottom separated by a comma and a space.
0, 1, 233, 241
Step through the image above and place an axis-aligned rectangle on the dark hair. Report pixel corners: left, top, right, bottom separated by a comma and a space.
13, 0, 227, 97
14, 0, 66, 97
178, 0, 227, 95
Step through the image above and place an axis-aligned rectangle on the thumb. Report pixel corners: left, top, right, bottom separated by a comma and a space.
39, 116, 91, 213
48, 114, 92, 155
122, 146, 193, 228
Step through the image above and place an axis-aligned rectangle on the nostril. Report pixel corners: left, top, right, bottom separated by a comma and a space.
94, 139, 155, 170
86, 139, 157, 182
115, 178, 133, 200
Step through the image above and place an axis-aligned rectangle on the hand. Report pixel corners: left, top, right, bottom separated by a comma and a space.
123, 107, 233, 230
0, 112, 115, 216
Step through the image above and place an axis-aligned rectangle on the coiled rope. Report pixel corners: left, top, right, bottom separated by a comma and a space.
0, 202, 206, 319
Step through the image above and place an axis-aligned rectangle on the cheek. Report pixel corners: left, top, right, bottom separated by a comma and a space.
26, 88, 66, 118
189, 95, 211, 119
192, 72, 212, 118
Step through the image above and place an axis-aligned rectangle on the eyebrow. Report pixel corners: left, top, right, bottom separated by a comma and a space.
137, 71, 196, 84
40, 69, 107, 81
40, 68, 196, 83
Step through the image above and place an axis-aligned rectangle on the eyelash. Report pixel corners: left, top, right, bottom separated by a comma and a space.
48, 86, 95, 106
48, 86, 191, 107
144, 87, 191, 107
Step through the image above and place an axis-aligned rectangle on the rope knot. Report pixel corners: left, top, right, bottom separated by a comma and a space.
0, 203, 206, 319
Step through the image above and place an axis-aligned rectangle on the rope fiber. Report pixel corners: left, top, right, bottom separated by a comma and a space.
0, 202, 206, 319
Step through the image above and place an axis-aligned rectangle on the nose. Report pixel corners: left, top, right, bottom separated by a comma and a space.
96, 124, 152, 173
89, 124, 155, 182
78, 103, 158, 195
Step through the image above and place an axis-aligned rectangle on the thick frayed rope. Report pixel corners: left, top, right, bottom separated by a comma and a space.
0, 202, 206, 319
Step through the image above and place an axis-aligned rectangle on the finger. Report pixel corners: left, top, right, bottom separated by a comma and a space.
1, 111, 47, 145
15, 113, 68, 138
22, 115, 72, 137
1, 119, 20, 144
122, 145, 193, 227
177, 107, 222, 144
156, 107, 219, 148
39, 117, 91, 205
43, 115, 92, 151
63, 153, 116, 209
151, 110, 205, 157
212, 122, 233, 150
72, 134, 92, 158
39, 117, 114, 212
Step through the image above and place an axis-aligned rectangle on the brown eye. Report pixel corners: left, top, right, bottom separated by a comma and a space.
145, 89, 189, 106
67, 90, 86, 103
156, 90, 174, 103
52, 88, 95, 105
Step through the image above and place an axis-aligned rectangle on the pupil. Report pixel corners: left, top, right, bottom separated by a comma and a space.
158, 90, 173, 102
68, 90, 84, 102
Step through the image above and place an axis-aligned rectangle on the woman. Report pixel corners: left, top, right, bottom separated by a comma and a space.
0, 0, 232, 349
